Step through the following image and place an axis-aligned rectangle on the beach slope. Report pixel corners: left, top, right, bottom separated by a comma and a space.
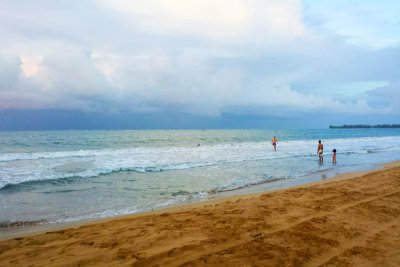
1, 162, 400, 266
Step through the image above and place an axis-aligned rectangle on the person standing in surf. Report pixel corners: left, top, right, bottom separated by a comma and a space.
317, 140, 323, 162
332, 148, 337, 164
272, 136, 278, 151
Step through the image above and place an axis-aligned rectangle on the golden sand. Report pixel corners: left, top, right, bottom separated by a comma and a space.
1, 162, 400, 266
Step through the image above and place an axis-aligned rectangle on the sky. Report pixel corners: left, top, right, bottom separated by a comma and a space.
0, 0, 399, 130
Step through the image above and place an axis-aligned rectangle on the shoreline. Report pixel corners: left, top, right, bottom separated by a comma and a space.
0, 160, 397, 241
1, 160, 400, 265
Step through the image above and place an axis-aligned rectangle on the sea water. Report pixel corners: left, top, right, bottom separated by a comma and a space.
1, 129, 400, 225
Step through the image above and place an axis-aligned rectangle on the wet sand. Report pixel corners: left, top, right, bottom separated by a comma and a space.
1, 161, 400, 266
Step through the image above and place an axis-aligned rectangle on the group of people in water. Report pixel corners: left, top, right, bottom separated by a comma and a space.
271, 136, 337, 163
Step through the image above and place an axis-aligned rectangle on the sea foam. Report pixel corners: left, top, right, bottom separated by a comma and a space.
1, 136, 400, 189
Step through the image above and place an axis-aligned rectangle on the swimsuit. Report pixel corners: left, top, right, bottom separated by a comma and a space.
318, 144, 323, 155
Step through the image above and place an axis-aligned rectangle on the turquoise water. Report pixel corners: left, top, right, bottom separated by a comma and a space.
1, 129, 400, 225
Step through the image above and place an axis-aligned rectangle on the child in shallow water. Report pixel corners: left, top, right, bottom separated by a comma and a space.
332, 149, 337, 164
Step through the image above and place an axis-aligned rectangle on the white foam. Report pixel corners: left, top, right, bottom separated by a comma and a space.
1, 136, 400, 189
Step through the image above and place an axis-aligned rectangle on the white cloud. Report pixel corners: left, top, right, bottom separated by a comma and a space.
237, 83, 376, 114
97, 0, 249, 39
90, 50, 123, 87
97, 0, 306, 42
20, 56, 42, 77
0, 0, 398, 121
0, 43, 392, 117
331, 81, 390, 96
304, 0, 400, 50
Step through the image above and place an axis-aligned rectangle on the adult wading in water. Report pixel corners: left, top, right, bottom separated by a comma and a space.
272, 136, 278, 151
317, 140, 323, 162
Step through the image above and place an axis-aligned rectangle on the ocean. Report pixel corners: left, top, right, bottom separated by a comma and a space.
1, 129, 400, 226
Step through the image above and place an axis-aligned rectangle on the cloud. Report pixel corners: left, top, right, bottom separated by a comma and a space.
303, 0, 400, 50
97, 0, 306, 42
0, 48, 113, 110
98, 0, 249, 39
20, 56, 42, 77
366, 81, 400, 113
0, 0, 399, 124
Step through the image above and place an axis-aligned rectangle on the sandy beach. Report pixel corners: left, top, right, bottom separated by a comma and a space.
1, 161, 400, 266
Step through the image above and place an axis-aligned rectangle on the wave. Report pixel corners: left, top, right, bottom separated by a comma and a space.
168, 176, 289, 198
1, 136, 400, 163
0, 149, 129, 162
0, 159, 260, 189
1, 136, 400, 189
209, 176, 288, 194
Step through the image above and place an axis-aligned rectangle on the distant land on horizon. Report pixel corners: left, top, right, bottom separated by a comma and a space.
330, 124, 400, 129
